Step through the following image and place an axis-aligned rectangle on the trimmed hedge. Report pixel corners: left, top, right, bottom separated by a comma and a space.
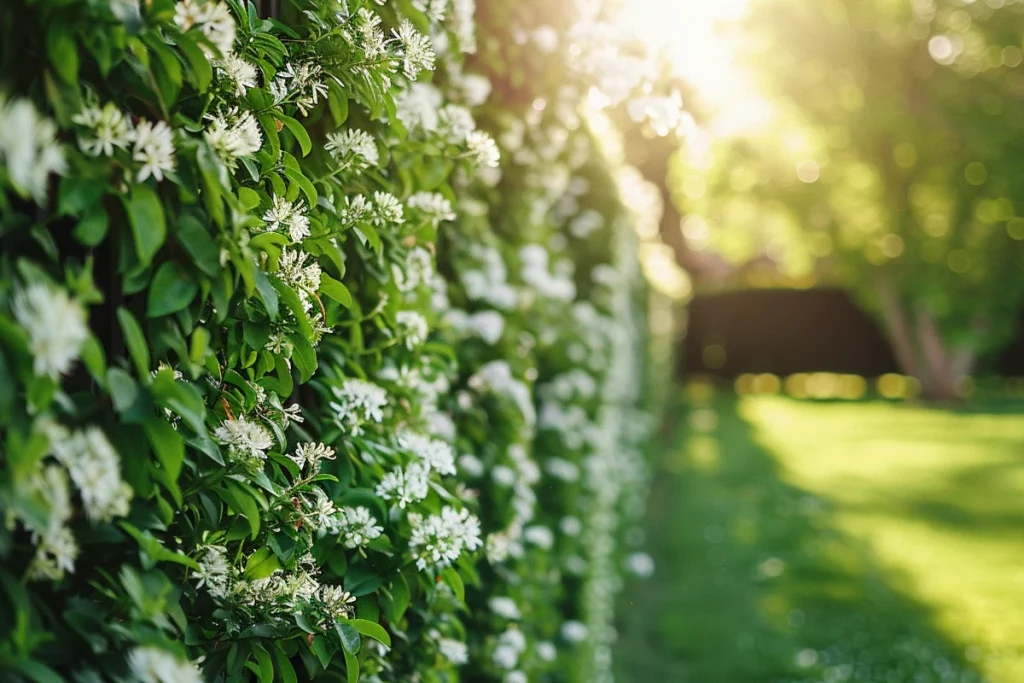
0, 0, 667, 681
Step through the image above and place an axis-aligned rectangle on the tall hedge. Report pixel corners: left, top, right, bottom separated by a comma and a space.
0, 0, 666, 681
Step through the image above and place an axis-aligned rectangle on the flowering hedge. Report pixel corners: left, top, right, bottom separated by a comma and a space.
0, 0, 668, 681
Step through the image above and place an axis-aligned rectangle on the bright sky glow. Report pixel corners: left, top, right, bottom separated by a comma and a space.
620, 0, 773, 136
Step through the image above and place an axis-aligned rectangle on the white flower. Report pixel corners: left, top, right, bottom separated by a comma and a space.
523, 525, 554, 550
466, 130, 500, 167
493, 645, 519, 670
505, 672, 527, 683
536, 641, 557, 662
560, 516, 583, 536
439, 104, 476, 143
393, 20, 435, 80
219, 53, 258, 95
205, 110, 262, 168
451, 0, 476, 53
407, 192, 455, 227
262, 196, 311, 243
560, 620, 588, 644
329, 378, 388, 434
394, 82, 442, 132
438, 637, 468, 665
355, 8, 388, 60
408, 506, 482, 571
287, 441, 335, 473
491, 465, 516, 488
320, 585, 356, 619
72, 102, 133, 157
376, 462, 429, 508
277, 248, 321, 304
626, 552, 656, 578
0, 95, 66, 203
398, 431, 456, 475
52, 427, 133, 524
546, 457, 580, 482
468, 310, 504, 345
373, 191, 405, 226
194, 545, 233, 600
498, 627, 527, 652
127, 646, 204, 683
486, 533, 511, 564
11, 282, 89, 380
174, 0, 236, 56
277, 61, 329, 116
27, 526, 78, 582
395, 310, 429, 349
214, 416, 274, 469
457, 454, 484, 478
325, 128, 379, 169
488, 596, 520, 620
412, 0, 447, 22
131, 119, 176, 182
393, 246, 435, 292
335, 506, 384, 548
458, 72, 491, 106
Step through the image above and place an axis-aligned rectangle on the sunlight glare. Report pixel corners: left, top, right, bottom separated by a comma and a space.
620, 0, 772, 135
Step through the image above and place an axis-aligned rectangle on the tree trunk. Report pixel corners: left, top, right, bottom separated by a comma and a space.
874, 277, 973, 402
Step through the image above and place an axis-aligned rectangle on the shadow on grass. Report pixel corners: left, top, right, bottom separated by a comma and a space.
614, 393, 985, 683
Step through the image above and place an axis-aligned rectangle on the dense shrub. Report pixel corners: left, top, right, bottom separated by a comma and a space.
0, 0, 669, 681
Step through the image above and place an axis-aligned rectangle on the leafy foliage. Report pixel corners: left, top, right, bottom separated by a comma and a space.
0, 0, 668, 681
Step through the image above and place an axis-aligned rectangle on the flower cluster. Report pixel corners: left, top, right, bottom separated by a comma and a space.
0, 95, 66, 202
0, 0, 663, 680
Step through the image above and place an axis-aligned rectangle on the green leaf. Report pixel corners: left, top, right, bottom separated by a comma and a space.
320, 273, 353, 308
381, 574, 410, 624
107, 368, 140, 413
253, 644, 274, 683
59, 178, 107, 216
123, 185, 167, 267
441, 567, 465, 602
275, 113, 312, 157
310, 635, 334, 669
177, 33, 213, 91
253, 266, 279, 320
290, 333, 317, 383
272, 279, 313, 338
225, 480, 263, 541
72, 209, 109, 246
117, 307, 151, 378
196, 143, 227, 226
147, 262, 199, 317
335, 621, 361, 655
238, 187, 261, 209
243, 547, 282, 580
327, 83, 349, 127
80, 335, 108, 385
350, 619, 391, 649
282, 165, 317, 207
143, 418, 184, 480
343, 648, 358, 683
273, 646, 297, 683
47, 28, 79, 84
175, 214, 221, 277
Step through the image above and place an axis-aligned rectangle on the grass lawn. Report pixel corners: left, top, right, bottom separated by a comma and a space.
615, 387, 1024, 683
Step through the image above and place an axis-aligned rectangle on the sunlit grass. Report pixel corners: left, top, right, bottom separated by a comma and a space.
743, 396, 1024, 682
616, 391, 1024, 683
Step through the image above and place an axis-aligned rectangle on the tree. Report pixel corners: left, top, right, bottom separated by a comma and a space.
677, 0, 1024, 399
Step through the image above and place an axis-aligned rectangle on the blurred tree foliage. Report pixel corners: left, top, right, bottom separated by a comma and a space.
677, 0, 1024, 399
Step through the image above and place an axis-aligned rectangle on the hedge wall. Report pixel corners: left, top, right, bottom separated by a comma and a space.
0, 0, 668, 681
